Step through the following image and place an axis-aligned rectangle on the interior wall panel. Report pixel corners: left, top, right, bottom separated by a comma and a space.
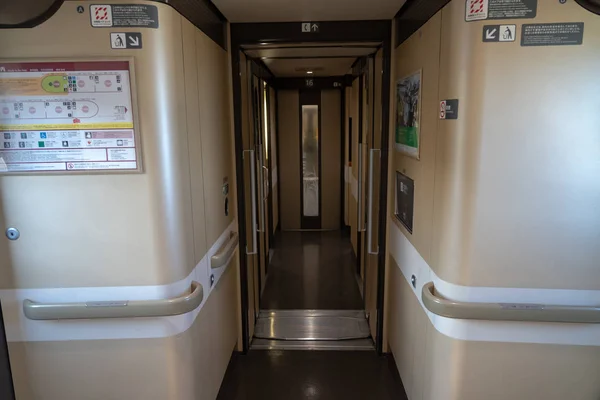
391, 12, 442, 265
433, 0, 600, 289
269, 87, 279, 233
0, 3, 241, 399
277, 90, 301, 230
182, 18, 209, 265
321, 89, 342, 230
385, 1, 600, 399
0, 1, 195, 289
349, 79, 359, 253
197, 29, 235, 247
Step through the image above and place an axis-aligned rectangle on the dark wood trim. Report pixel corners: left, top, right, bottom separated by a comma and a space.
299, 90, 322, 229
251, 76, 263, 300
259, 55, 366, 60
153, 0, 228, 49
266, 85, 275, 247
0, 301, 15, 400
231, 49, 250, 353
231, 20, 392, 46
273, 76, 346, 91
356, 74, 364, 276
0, 0, 64, 29
275, 89, 282, 234
394, 0, 451, 47
375, 37, 392, 355
250, 58, 275, 82
340, 87, 346, 229
242, 44, 381, 50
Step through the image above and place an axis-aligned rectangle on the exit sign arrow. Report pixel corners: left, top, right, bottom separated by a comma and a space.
128, 35, 140, 47
486, 28, 497, 40
302, 22, 319, 33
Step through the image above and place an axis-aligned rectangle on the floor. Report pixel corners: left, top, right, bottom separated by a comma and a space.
216, 230, 408, 400
216, 351, 408, 400
260, 230, 363, 310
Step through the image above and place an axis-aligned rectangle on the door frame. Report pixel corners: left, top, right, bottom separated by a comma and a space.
0, 301, 15, 400
298, 89, 322, 229
230, 21, 392, 354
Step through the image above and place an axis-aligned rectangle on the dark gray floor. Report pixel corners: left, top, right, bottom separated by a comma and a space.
216, 351, 408, 400
260, 230, 363, 310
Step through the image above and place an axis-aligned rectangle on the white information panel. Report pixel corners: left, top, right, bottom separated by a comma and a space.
0, 61, 139, 173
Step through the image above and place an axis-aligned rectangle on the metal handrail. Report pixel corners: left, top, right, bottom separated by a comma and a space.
357, 142, 366, 232
23, 281, 203, 321
367, 148, 380, 255
211, 231, 239, 269
422, 282, 600, 324
243, 149, 257, 254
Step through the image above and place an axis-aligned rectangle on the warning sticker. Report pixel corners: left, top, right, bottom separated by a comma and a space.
466, 0, 489, 21
91, 4, 158, 28
521, 23, 584, 46
0, 61, 139, 173
440, 99, 459, 120
466, 0, 537, 22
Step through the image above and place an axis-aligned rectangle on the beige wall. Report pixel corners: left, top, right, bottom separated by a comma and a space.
387, 258, 600, 400
0, 1, 195, 289
0, 2, 240, 399
9, 258, 239, 400
390, 12, 441, 266
385, 1, 600, 398
432, 0, 600, 289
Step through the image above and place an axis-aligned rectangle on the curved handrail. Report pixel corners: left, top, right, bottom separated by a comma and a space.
211, 231, 239, 269
422, 282, 600, 324
23, 281, 203, 321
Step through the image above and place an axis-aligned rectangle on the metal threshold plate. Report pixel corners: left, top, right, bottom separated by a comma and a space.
251, 338, 374, 351
254, 310, 371, 341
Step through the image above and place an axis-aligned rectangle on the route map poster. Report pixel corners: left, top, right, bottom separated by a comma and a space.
0, 61, 138, 173
395, 70, 421, 159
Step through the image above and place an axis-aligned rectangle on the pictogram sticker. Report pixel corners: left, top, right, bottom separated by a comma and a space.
466, 0, 489, 21
91, 5, 113, 27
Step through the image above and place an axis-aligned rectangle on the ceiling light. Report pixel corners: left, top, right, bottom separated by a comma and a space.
306, 71, 313, 74
259, 42, 269, 45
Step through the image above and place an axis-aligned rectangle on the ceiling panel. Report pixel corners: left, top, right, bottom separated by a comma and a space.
264, 58, 355, 77
212, 0, 406, 23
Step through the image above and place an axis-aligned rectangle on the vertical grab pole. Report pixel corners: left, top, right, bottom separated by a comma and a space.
358, 143, 366, 232
256, 147, 265, 234
368, 149, 381, 255
243, 149, 257, 255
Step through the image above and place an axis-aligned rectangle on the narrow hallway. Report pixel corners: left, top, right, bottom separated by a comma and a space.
260, 230, 362, 310
217, 350, 408, 400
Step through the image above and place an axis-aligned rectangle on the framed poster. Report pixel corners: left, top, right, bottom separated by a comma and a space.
395, 70, 421, 159
0, 60, 141, 174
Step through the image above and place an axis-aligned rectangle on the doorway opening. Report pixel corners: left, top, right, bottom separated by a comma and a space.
231, 22, 392, 354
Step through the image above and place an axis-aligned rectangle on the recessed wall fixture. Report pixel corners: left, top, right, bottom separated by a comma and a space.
306, 71, 313, 74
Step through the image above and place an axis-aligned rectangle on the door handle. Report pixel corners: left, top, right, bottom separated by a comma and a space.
243, 149, 257, 255
357, 143, 366, 232
367, 149, 380, 255
211, 232, 239, 269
